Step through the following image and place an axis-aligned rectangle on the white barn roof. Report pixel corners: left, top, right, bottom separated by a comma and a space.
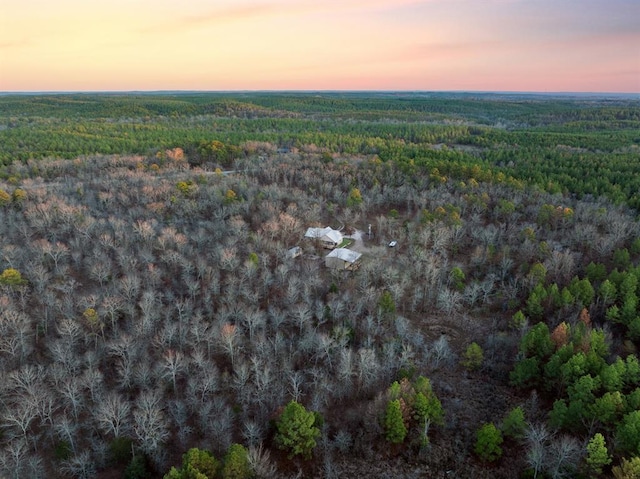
326, 248, 362, 263
305, 227, 342, 244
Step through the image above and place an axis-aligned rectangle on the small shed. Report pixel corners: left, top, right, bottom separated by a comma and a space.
286, 246, 302, 259
304, 227, 343, 249
325, 248, 362, 270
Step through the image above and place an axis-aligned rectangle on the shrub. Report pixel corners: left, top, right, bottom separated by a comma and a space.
0, 268, 26, 286
585, 433, 611, 475
0, 189, 10, 206
125, 454, 151, 479
475, 423, 503, 462
383, 399, 407, 444
462, 342, 484, 371
222, 443, 251, 479
502, 407, 526, 439
110, 437, 134, 465
275, 401, 320, 459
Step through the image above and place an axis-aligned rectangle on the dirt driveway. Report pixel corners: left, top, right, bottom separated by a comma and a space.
344, 230, 368, 253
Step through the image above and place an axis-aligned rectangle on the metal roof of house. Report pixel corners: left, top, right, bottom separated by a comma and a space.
304, 227, 342, 243
326, 248, 362, 263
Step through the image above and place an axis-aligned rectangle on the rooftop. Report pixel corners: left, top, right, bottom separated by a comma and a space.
326, 248, 362, 263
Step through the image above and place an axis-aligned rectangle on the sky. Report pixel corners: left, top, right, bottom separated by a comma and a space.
1, 0, 639, 92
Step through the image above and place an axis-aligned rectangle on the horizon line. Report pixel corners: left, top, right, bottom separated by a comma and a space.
1, 89, 639, 97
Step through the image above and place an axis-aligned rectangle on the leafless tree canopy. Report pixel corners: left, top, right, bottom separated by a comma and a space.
0, 152, 637, 477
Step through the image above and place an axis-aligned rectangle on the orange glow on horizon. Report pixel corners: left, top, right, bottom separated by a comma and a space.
1, 0, 638, 92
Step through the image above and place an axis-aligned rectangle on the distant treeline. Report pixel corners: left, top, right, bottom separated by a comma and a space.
1, 93, 639, 208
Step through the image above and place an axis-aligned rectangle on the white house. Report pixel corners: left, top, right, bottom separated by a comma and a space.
325, 248, 362, 270
304, 227, 343, 249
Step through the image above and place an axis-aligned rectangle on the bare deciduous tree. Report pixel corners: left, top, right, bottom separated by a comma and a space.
2, 399, 38, 441
0, 438, 44, 479
60, 450, 96, 479
431, 335, 454, 369
437, 288, 462, 315
161, 349, 186, 392
57, 376, 85, 421
525, 423, 552, 479
133, 390, 169, 456
219, 323, 240, 369
95, 393, 131, 438
54, 414, 79, 455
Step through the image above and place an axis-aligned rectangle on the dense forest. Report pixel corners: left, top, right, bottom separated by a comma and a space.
0, 93, 639, 478
2, 92, 640, 208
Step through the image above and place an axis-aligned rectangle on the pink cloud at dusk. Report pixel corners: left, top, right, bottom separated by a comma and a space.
0, 0, 638, 92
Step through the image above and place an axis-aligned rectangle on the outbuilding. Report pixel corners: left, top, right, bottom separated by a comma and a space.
286, 246, 302, 259
304, 226, 343, 249
325, 248, 362, 270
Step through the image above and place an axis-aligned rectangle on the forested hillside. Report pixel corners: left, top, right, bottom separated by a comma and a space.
0, 93, 639, 478
2, 93, 639, 208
